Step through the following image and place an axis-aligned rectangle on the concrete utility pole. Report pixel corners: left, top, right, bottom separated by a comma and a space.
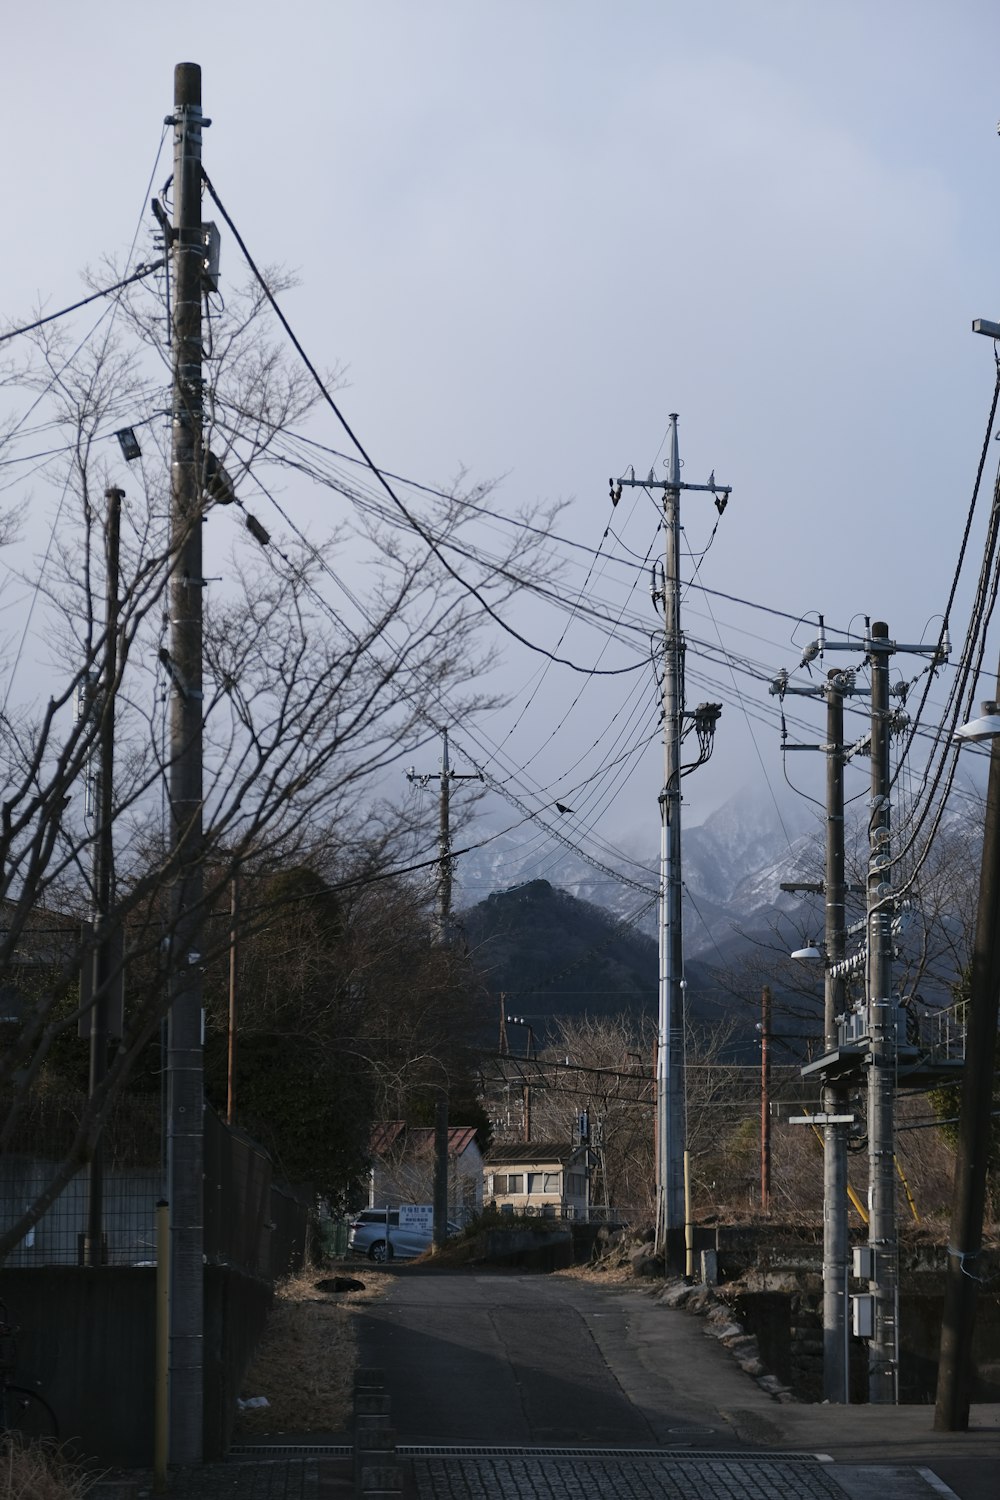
821, 672, 850, 1404
780, 621, 945, 1405
773, 665, 854, 1400
166, 60, 208, 1465
406, 732, 481, 1249
612, 416, 730, 1258
866, 622, 897, 1404
85, 486, 123, 1268
935, 674, 1000, 1428
407, 730, 482, 932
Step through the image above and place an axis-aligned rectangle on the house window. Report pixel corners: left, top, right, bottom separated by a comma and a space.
494, 1173, 523, 1194
527, 1171, 560, 1194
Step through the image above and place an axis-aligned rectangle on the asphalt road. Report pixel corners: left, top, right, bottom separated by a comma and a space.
355, 1266, 1000, 1500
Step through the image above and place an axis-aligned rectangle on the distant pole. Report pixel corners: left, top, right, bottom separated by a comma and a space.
822, 672, 849, 1403
226, 868, 239, 1127
867, 622, 897, 1404
406, 730, 481, 936
760, 985, 771, 1216
406, 733, 479, 1250
166, 60, 207, 1464
438, 730, 452, 929
86, 485, 122, 1268
433, 1091, 449, 1250
935, 665, 1000, 1428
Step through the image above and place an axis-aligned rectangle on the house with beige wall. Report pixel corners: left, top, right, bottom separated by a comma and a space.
483, 1141, 593, 1220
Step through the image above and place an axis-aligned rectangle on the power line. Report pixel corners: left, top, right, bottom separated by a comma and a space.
202, 172, 644, 681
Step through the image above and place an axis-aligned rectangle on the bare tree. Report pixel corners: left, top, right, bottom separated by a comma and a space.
0, 266, 558, 1258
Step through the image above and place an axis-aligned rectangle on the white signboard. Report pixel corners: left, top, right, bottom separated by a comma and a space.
398, 1203, 433, 1231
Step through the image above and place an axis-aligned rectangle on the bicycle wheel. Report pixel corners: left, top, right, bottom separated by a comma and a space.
3, 1385, 58, 1441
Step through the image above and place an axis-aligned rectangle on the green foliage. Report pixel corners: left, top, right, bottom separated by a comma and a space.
205, 1031, 373, 1206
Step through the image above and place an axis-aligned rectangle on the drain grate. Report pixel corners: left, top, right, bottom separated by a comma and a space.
399, 1446, 827, 1460
229, 1443, 828, 1462
228, 1444, 352, 1458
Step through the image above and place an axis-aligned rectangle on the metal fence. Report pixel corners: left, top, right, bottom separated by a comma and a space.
0, 1091, 308, 1278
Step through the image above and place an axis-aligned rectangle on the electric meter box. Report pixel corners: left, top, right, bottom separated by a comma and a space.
851, 1293, 875, 1338
853, 1246, 875, 1280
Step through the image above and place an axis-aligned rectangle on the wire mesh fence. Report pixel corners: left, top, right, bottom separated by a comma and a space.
0, 1090, 308, 1277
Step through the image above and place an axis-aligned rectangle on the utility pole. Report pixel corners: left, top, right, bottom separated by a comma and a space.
866, 621, 897, 1403
85, 485, 123, 1269
935, 678, 1000, 1427
226, 868, 239, 1127
774, 665, 855, 1401
934, 314, 1000, 1431
778, 625, 944, 1405
406, 732, 481, 1248
821, 671, 850, 1404
612, 416, 730, 1259
760, 985, 771, 1216
166, 60, 208, 1465
407, 730, 482, 931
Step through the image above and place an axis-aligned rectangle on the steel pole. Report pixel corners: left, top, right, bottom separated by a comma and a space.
167, 59, 206, 1463
822, 673, 849, 1401
867, 622, 897, 1403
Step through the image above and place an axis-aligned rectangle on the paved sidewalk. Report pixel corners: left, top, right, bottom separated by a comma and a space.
414, 1451, 976, 1499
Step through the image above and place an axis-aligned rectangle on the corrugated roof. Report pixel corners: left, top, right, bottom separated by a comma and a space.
369, 1121, 405, 1155
484, 1142, 582, 1166
370, 1123, 481, 1158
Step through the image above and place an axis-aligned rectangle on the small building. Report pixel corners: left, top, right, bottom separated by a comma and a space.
484, 1142, 593, 1220
368, 1121, 484, 1226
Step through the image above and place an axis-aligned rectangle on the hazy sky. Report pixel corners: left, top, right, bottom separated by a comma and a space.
4, 2, 1000, 883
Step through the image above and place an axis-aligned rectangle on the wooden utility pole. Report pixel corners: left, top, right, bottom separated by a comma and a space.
166, 60, 208, 1465
935, 677, 1000, 1428
759, 985, 771, 1216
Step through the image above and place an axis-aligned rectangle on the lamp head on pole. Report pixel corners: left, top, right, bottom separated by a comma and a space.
954, 701, 1000, 744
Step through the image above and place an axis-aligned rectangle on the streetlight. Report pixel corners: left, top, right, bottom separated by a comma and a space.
953, 700, 1000, 743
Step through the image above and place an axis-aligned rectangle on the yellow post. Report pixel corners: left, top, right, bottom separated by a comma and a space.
154, 1199, 170, 1490
683, 1150, 694, 1279
895, 1155, 920, 1223
806, 1109, 869, 1225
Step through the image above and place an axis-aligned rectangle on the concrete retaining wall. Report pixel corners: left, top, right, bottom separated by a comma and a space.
0, 1264, 271, 1463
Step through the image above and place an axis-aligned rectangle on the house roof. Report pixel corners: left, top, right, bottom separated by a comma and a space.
370, 1122, 481, 1159
484, 1142, 584, 1167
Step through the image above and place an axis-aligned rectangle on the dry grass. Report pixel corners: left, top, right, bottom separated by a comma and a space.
234, 1267, 390, 1437
1, 1438, 92, 1500
555, 1260, 639, 1286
